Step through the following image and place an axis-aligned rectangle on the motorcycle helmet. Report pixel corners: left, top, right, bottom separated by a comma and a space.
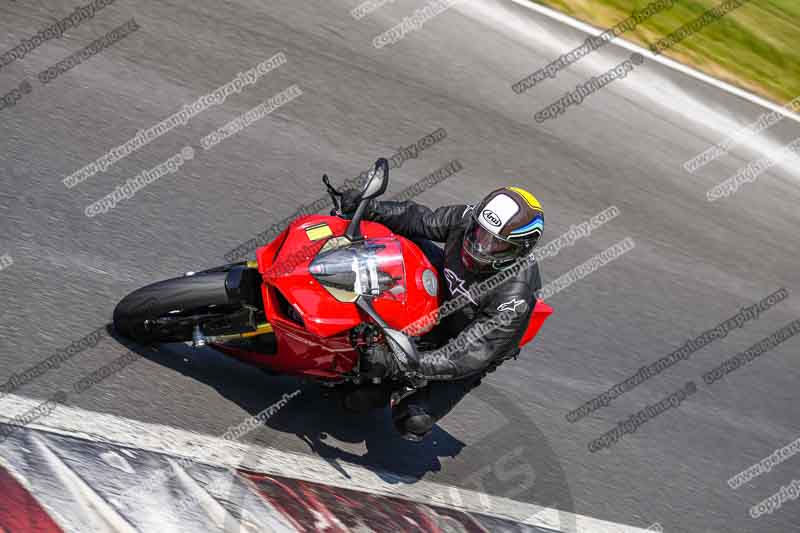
462, 186, 544, 273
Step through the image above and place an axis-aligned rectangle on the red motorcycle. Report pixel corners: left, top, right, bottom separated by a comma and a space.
114, 159, 552, 400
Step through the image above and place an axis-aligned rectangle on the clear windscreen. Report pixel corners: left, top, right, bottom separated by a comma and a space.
309, 237, 406, 303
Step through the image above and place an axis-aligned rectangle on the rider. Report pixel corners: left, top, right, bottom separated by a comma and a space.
341, 186, 544, 441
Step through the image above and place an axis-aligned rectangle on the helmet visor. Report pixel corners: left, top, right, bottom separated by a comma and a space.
463, 215, 521, 266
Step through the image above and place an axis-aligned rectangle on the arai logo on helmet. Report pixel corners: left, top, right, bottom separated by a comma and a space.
481, 209, 502, 227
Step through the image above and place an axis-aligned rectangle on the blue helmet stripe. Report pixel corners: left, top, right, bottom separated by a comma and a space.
510, 214, 543, 236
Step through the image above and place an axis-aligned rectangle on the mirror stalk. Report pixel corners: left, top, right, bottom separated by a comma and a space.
345, 199, 369, 241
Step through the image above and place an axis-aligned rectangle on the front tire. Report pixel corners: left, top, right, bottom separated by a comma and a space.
113, 271, 240, 343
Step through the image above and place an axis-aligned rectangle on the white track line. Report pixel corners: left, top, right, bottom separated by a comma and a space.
509, 0, 800, 125
0, 393, 654, 533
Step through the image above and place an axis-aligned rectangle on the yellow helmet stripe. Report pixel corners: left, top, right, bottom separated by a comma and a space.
507, 186, 542, 211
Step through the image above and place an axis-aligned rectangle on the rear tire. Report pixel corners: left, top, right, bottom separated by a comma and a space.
113, 271, 237, 343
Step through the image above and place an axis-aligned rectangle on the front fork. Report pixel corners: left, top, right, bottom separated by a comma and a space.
192, 321, 274, 347
188, 260, 274, 347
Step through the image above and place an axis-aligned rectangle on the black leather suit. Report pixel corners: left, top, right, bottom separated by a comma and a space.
363, 199, 543, 439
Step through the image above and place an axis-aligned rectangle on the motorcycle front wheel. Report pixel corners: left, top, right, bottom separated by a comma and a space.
113, 267, 261, 344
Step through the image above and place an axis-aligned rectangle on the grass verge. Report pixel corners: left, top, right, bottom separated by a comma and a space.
531, 0, 799, 104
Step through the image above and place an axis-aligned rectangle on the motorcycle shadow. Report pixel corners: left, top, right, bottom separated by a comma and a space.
112, 328, 466, 483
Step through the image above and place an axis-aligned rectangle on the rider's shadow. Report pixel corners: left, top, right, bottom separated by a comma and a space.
267, 384, 465, 482
111, 326, 466, 483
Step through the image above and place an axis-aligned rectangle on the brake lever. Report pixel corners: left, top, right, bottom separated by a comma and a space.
322, 174, 343, 216
322, 174, 341, 195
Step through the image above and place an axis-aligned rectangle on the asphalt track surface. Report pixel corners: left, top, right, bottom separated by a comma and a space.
1, 1, 799, 532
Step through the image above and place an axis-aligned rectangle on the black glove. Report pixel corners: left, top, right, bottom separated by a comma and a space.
364, 343, 405, 380
366, 346, 428, 390
340, 189, 363, 216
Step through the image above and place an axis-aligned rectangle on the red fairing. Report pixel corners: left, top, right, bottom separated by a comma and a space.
261, 215, 440, 336
519, 300, 552, 347
256, 226, 290, 271
250, 215, 440, 377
